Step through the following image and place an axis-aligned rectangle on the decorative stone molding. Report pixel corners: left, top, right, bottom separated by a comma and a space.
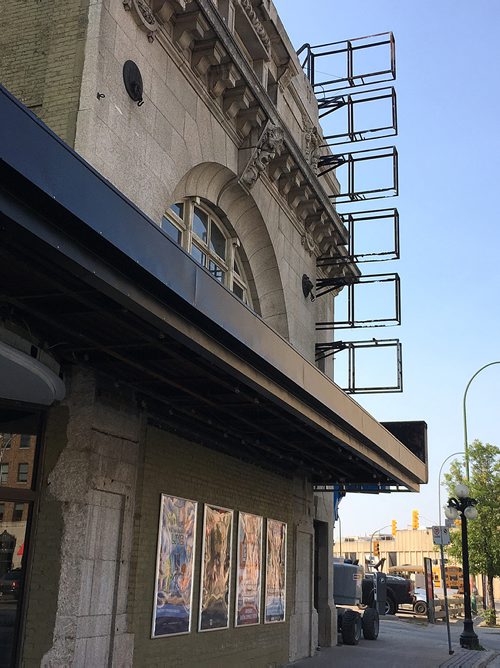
237, 0, 271, 52
223, 84, 254, 119
303, 117, 321, 174
267, 154, 294, 182
278, 63, 296, 91
123, 0, 158, 40
301, 230, 317, 256
208, 62, 240, 98
173, 9, 210, 51
191, 38, 227, 77
240, 122, 285, 188
151, 0, 187, 24
278, 167, 301, 197
236, 104, 267, 137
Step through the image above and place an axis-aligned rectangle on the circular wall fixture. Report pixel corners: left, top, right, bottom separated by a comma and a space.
123, 60, 144, 106
0, 340, 65, 406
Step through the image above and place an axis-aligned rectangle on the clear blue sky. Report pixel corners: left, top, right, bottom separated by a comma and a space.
273, 0, 500, 536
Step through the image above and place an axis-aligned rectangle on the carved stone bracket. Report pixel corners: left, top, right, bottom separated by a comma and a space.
278, 63, 296, 91
151, 0, 187, 23
267, 154, 294, 182
191, 38, 227, 77
236, 104, 267, 138
223, 84, 254, 119
301, 230, 317, 256
208, 62, 240, 98
240, 122, 285, 188
278, 167, 301, 197
123, 0, 159, 40
303, 117, 321, 174
173, 9, 210, 51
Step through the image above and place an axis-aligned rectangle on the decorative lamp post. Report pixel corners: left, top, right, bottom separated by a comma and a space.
444, 483, 480, 649
463, 361, 500, 480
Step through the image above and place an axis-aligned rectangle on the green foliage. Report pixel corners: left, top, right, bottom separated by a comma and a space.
443, 440, 500, 580
483, 609, 497, 626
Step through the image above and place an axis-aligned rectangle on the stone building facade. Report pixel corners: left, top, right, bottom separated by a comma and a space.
0, 1, 427, 666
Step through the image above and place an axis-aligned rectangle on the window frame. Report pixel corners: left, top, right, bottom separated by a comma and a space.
17, 463, 29, 484
162, 199, 252, 307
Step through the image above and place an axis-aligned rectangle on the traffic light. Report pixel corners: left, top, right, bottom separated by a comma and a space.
374, 540, 380, 557
391, 519, 397, 536
412, 510, 419, 529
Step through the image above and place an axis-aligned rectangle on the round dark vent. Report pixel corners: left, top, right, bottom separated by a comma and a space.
123, 60, 144, 106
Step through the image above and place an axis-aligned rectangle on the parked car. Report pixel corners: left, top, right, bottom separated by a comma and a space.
362, 572, 414, 615
413, 587, 428, 615
0, 568, 22, 600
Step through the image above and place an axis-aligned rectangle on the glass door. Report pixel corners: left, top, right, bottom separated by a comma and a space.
0, 407, 42, 668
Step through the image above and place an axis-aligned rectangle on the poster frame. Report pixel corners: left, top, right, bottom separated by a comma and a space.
264, 518, 287, 624
235, 511, 263, 628
198, 502, 234, 633
151, 493, 198, 639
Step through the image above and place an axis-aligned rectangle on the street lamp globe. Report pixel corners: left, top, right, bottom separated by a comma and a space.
455, 483, 470, 498
464, 505, 478, 520
444, 506, 459, 520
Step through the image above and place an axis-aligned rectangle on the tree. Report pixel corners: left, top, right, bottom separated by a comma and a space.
444, 440, 500, 625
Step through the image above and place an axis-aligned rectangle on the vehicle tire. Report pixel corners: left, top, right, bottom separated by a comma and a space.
414, 600, 428, 615
385, 596, 397, 616
362, 607, 379, 640
341, 609, 362, 645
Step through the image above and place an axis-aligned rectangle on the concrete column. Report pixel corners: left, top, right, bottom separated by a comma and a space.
38, 369, 140, 668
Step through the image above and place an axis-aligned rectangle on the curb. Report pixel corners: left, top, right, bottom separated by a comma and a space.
440, 650, 500, 668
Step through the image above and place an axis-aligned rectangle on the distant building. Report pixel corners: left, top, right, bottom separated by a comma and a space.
0, 1, 427, 666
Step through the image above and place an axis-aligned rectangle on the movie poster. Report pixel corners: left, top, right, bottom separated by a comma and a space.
265, 519, 287, 623
235, 512, 263, 627
152, 494, 197, 638
199, 504, 233, 631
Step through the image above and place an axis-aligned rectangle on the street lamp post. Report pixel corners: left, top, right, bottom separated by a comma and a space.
369, 525, 390, 565
445, 483, 480, 650
463, 361, 500, 480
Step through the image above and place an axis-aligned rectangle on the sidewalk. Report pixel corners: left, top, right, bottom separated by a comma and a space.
286, 616, 500, 668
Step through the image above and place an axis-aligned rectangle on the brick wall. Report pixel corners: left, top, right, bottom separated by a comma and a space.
0, 0, 89, 145
129, 423, 310, 668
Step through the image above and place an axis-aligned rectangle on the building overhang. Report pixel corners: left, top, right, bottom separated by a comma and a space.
0, 86, 427, 491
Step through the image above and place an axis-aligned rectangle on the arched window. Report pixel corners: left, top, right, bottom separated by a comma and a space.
161, 199, 252, 307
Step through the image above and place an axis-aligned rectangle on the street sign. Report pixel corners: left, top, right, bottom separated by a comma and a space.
432, 525, 450, 545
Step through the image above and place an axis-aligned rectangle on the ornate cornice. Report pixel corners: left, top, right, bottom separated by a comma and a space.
237, 0, 271, 52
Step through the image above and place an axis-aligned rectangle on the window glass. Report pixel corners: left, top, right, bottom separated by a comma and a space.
19, 435, 30, 449
12, 504, 23, 522
0, 464, 8, 485
190, 245, 206, 267
208, 260, 224, 283
17, 465, 29, 484
0, 501, 29, 666
169, 202, 184, 219
210, 222, 226, 260
161, 216, 182, 244
232, 282, 244, 301
193, 207, 208, 243
162, 200, 253, 310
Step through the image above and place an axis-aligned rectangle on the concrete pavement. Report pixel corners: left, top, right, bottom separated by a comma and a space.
286, 615, 500, 668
